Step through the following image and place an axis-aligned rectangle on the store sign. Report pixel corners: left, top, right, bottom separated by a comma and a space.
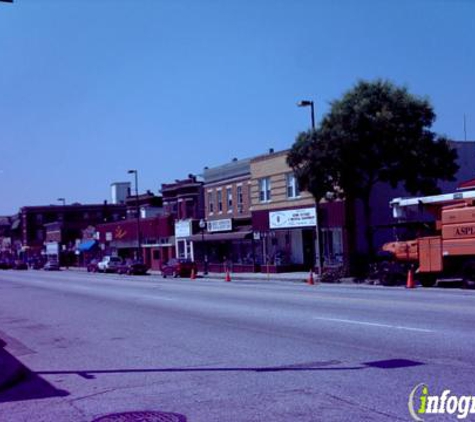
269, 207, 316, 229
45, 242, 59, 255
175, 220, 192, 238
207, 218, 232, 232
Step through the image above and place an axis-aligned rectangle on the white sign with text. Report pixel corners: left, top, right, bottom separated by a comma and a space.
269, 207, 316, 229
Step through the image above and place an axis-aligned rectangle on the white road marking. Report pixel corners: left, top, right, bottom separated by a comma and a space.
313, 317, 434, 333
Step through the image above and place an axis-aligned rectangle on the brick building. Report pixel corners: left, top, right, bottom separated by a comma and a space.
160, 176, 204, 261
96, 214, 175, 270
20, 203, 127, 264
193, 157, 256, 272
250, 149, 346, 273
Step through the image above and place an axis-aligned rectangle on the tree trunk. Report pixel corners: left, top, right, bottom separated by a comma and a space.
362, 192, 374, 259
344, 196, 358, 276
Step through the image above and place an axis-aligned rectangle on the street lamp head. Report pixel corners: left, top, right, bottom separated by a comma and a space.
297, 100, 313, 108
199, 219, 206, 229
127, 170, 136, 174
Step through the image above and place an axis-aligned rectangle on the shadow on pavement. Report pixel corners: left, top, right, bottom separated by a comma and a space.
36, 358, 424, 380
0, 338, 69, 404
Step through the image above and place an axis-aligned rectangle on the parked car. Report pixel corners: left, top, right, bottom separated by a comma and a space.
0, 259, 12, 270
117, 260, 149, 276
160, 258, 197, 278
97, 256, 122, 273
13, 260, 28, 270
29, 258, 44, 270
86, 259, 99, 273
43, 260, 60, 271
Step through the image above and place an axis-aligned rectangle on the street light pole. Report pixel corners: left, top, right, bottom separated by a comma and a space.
128, 170, 141, 261
199, 218, 208, 275
297, 99, 324, 278
297, 100, 315, 130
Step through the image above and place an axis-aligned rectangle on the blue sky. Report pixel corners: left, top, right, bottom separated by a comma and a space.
0, 0, 474, 214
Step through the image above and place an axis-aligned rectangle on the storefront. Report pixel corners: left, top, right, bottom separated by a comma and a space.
190, 218, 258, 273
174, 220, 194, 260
252, 206, 318, 273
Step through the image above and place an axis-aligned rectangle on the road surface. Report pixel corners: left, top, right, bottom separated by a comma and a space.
0, 270, 474, 421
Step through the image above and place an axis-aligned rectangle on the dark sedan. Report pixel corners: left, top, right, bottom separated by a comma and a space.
13, 260, 28, 270
160, 258, 197, 278
117, 261, 149, 276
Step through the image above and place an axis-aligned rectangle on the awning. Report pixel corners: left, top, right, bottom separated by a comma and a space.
189, 230, 253, 242
77, 240, 97, 252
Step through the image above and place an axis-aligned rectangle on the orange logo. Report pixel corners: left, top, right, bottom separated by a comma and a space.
115, 226, 127, 239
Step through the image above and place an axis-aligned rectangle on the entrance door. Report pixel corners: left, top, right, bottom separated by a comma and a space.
302, 229, 316, 270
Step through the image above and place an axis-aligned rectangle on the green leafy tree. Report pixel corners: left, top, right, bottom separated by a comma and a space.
288, 79, 459, 268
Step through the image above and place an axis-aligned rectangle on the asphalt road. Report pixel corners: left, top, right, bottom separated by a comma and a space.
0, 270, 474, 422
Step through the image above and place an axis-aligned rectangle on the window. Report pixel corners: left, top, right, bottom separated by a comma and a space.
322, 228, 344, 265
208, 192, 214, 213
217, 190, 223, 212
286, 173, 300, 199
36, 229, 44, 241
226, 188, 233, 211
259, 178, 271, 202
237, 186, 243, 213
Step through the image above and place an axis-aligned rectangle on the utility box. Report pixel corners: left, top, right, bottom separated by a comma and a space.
418, 236, 442, 273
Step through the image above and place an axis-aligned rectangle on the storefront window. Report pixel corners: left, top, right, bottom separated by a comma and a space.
322, 228, 344, 265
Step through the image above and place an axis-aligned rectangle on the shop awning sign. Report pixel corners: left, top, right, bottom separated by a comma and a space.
269, 207, 316, 229
207, 218, 232, 232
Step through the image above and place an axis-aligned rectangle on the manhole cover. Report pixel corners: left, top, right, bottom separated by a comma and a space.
92, 411, 187, 422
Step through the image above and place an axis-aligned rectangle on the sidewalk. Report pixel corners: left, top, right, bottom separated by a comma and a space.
0, 341, 25, 391
149, 270, 312, 283
67, 266, 356, 284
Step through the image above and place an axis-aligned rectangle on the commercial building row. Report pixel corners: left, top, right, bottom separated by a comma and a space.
2, 141, 474, 273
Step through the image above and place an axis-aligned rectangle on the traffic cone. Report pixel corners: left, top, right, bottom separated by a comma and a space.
406, 267, 415, 289
307, 269, 315, 285
225, 269, 231, 282
190, 268, 196, 280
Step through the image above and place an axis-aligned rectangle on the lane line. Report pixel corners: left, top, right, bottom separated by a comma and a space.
313, 317, 434, 333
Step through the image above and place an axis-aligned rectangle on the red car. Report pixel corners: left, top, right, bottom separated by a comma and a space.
160, 259, 197, 278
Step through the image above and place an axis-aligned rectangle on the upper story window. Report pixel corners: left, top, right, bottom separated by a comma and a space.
35, 213, 43, 224
237, 186, 243, 212
208, 191, 214, 213
226, 188, 233, 211
217, 190, 223, 212
259, 177, 271, 202
286, 173, 300, 199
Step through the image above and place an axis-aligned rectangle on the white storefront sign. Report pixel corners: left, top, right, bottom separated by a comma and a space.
175, 220, 192, 238
269, 207, 316, 229
207, 218, 232, 232
45, 242, 59, 255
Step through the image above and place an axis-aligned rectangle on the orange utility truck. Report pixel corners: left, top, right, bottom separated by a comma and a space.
378, 190, 475, 287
